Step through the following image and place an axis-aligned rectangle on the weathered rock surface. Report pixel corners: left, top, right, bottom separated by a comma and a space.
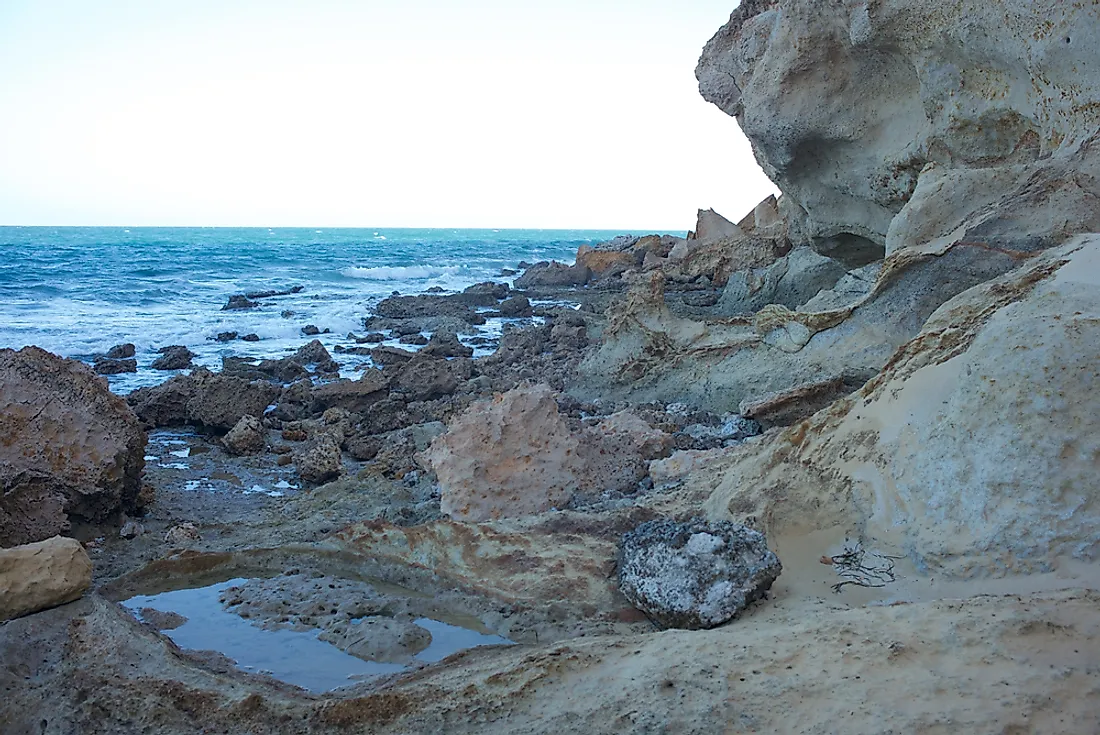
93, 357, 137, 375
150, 345, 194, 371
104, 343, 136, 359
514, 261, 590, 288
697, 0, 1100, 264
222, 414, 266, 455
697, 235, 1100, 578
0, 536, 92, 620
692, 208, 743, 245
0, 347, 146, 547
295, 434, 343, 485
425, 384, 584, 521
717, 246, 847, 315
128, 369, 280, 432
618, 518, 781, 629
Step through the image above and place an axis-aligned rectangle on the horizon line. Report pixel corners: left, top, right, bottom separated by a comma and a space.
0, 223, 690, 234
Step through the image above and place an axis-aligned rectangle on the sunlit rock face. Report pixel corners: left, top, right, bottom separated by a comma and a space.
697, 0, 1100, 265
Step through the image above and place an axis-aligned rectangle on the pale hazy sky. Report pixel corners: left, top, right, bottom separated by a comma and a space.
0, 1, 775, 230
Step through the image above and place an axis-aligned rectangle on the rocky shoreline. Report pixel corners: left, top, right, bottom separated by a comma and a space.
4, 1, 1100, 732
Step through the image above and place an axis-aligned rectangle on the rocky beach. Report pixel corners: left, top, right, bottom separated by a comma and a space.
3, 1, 1100, 732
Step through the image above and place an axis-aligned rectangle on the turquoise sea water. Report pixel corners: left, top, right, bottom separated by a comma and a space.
0, 226, 633, 390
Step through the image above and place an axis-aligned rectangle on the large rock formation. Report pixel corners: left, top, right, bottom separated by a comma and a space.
0, 347, 146, 547
424, 385, 673, 521
697, 0, 1100, 265
0, 536, 92, 620
694, 235, 1100, 578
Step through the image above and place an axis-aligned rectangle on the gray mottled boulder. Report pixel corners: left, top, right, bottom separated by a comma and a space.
619, 518, 781, 629
514, 261, 590, 288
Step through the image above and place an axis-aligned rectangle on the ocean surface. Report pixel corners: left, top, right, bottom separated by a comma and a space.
0, 226, 635, 392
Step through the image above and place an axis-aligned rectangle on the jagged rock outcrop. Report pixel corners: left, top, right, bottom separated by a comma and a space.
0, 536, 92, 620
694, 235, 1100, 578
697, 0, 1100, 265
424, 384, 585, 521
0, 347, 146, 547
424, 385, 673, 521
127, 368, 280, 431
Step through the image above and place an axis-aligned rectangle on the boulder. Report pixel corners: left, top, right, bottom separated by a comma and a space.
186, 372, 280, 431
420, 331, 473, 359
222, 414, 266, 456
618, 518, 781, 629
575, 245, 634, 280
294, 434, 343, 485
93, 357, 137, 375
394, 355, 472, 402
424, 384, 585, 521
126, 374, 196, 427
311, 369, 389, 414
0, 536, 92, 620
696, 0, 1100, 265
514, 260, 590, 288
222, 295, 259, 310
150, 345, 194, 371
693, 208, 744, 245
105, 343, 135, 359
215, 331, 238, 342
0, 347, 146, 547
398, 333, 428, 346
498, 295, 533, 318
373, 294, 483, 323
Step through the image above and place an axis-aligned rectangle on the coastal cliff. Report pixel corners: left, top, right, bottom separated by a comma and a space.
2, 2, 1100, 733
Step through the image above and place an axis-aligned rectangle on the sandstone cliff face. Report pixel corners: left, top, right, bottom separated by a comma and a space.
0, 347, 146, 547
697, 0, 1100, 264
694, 235, 1100, 578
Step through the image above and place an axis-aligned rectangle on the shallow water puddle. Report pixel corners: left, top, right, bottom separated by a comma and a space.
123, 579, 512, 692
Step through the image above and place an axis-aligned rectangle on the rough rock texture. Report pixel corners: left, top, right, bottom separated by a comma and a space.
104, 343, 136, 359
222, 414, 266, 456
0, 347, 146, 547
717, 246, 847, 315
692, 208, 743, 244
93, 357, 137, 375
311, 369, 389, 414
0, 536, 92, 621
514, 261, 590, 288
128, 369, 280, 432
425, 384, 584, 521
294, 435, 343, 485
697, 0, 1100, 265
618, 518, 781, 630
738, 370, 873, 428
150, 345, 194, 371
696, 235, 1100, 578
2, 588, 1098, 734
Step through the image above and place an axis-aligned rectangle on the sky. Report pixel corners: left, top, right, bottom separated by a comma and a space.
0, 1, 776, 230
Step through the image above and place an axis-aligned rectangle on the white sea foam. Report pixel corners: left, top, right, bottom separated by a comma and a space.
341, 265, 464, 281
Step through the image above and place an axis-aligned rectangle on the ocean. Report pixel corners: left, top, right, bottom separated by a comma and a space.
0, 226, 636, 392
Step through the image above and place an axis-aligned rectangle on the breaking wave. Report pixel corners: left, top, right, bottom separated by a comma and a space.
341, 265, 465, 280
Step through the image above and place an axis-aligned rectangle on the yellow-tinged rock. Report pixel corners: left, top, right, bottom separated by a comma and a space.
0, 536, 91, 621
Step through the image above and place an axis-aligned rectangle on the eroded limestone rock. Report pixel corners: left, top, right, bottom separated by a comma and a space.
0, 347, 146, 547
223, 414, 266, 456
0, 536, 92, 620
